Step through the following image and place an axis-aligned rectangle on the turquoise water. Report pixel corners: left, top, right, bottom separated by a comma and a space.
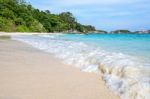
59, 34, 150, 65
13, 33, 150, 99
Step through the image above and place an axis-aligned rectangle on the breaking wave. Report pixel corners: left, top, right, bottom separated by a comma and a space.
13, 35, 150, 99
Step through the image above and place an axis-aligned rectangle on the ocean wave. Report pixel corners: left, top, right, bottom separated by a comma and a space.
12, 35, 150, 99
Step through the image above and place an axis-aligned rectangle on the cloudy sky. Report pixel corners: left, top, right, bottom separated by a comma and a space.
26, 0, 150, 31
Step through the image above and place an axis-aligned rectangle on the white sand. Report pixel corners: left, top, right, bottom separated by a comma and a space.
0, 39, 120, 99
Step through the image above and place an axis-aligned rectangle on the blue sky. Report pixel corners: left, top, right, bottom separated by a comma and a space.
26, 0, 150, 31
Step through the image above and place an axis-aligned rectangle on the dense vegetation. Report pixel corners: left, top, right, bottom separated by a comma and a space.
0, 0, 96, 33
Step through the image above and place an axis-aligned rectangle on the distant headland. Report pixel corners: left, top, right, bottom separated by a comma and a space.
102, 29, 150, 34
84, 29, 150, 34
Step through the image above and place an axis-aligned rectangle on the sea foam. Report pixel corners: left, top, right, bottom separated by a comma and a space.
12, 35, 150, 99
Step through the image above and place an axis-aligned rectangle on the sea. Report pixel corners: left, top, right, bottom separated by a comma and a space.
13, 33, 150, 99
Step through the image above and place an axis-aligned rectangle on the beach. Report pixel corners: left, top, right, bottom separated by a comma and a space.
0, 36, 120, 99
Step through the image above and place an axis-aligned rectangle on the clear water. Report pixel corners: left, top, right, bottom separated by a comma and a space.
58, 34, 150, 64
13, 33, 150, 99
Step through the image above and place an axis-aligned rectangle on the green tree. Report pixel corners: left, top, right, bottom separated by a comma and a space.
0, 0, 96, 33
0, 17, 15, 32
29, 20, 46, 32
16, 25, 29, 32
59, 12, 76, 31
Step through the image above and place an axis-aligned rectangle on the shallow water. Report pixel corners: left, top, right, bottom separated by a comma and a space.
13, 33, 150, 99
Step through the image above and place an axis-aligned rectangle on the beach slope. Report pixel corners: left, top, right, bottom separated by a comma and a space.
0, 39, 119, 99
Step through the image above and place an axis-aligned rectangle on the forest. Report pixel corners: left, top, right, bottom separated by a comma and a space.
0, 0, 96, 33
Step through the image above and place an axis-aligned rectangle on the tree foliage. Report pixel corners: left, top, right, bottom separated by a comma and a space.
0, 0, 96, 33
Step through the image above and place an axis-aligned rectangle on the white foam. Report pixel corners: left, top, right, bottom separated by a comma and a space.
12, 35, 150, 99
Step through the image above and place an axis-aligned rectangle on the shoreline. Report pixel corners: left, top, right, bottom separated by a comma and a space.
0, 38, 120, 99
1, 32, 150, 37
0, 32, 60, 36
1, 32, 150, 36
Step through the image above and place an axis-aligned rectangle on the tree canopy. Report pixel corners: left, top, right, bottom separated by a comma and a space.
0, 0, 96, 33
